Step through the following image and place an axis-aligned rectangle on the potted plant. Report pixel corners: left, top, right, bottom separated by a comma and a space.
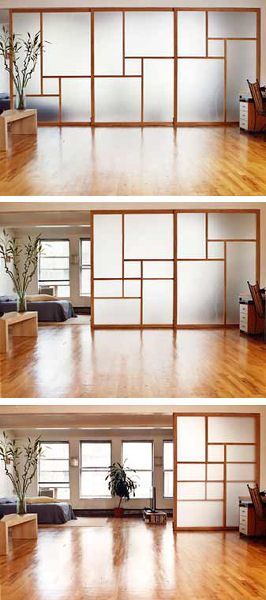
0, 432, 43, 515
106, 461, 138, 517
0, 27, 46, 110
0, 230, 42, 312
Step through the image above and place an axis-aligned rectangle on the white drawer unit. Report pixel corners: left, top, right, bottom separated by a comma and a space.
239, 302, 264, 335
239, 102, 249, 130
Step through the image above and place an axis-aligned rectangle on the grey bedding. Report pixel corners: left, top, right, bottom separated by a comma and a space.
0, 297, 75, 322
0, 499, 76, 524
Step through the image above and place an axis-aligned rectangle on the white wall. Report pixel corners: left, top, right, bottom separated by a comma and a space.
10, 405, 266, 510
13, 226, 90, 307
0, 429, 15, 497
0, 227, 15, 296
0, 1, 265, 82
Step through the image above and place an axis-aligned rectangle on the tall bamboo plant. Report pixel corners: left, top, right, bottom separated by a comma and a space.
0, 230, 42, 312
0, 432, 43, 515
0, 26, 44, 110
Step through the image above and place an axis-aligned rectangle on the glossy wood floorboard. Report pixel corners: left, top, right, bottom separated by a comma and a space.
0, 126, 266, 195
0, 326, 265, 398
1, 520, 266, 600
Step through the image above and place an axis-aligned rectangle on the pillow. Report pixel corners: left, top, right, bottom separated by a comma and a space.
26, 496, 59, 504
26, 295, 58, 302
0, 295, 16, 302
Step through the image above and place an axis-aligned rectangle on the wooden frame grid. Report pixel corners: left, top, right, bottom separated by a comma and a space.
90, 209, 260, 329
8, 7, 261, 127
173, 412, 260, 531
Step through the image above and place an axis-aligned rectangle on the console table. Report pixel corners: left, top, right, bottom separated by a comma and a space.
0, 311, 38, 353
0, 109, 37, 151
0, 514, 38, 555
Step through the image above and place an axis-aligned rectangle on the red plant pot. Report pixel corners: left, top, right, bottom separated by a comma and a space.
114, 507, 124, 518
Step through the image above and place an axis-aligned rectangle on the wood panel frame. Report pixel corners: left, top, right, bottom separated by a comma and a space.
8, 7, 261, 127
90, 209, 260, 329
173, 412, 260, 531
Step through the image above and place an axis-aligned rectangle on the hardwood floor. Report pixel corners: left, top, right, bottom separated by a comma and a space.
0, 325, 265, 398
1, 519, 266, 600
0, 126, 266, 195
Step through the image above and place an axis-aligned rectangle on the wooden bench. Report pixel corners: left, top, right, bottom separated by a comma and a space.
0, 514, 38, 555
0, 109, 37, 151
0, 311, 38, 353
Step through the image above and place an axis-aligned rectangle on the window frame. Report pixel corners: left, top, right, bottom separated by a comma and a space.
163, 439, 173, 499
38, 238, 70, 298
38, 440, 70, 500
80, 238, 91, 297
122, 440, 154, 500
79, 440, 112, 499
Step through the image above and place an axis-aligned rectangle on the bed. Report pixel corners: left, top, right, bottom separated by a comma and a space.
0, 296, 76, 322
0, 498, 76, 524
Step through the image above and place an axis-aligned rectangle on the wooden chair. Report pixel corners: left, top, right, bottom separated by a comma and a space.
247, 79, 266, 133
247, 484, 266, 535
247, 281, 265, 340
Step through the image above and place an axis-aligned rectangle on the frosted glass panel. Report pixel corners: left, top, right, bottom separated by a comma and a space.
227, 445, 255, 463
207, 464, 224, 481
26, 97, 59, 122
208, 12, 256, 39
227, 41, 256, 121
177, 417, 205, 462
144, 60, 173, 121
177, 501, 223, 527
177, 213, 206, 259
226, 482, 252, 527
143, 280, 173, 325
43, 78, 59, 95
61, 79, 90, 122
178, 463, 205, 481
94, 280, 122, 298
208, 213, 256, 240
226, 242, 256, 324
208, 242, 224, 259
207, 482, 223, 500
125, 59, 141, 75
43, 13, 91, 76
124, 262, 141, 278
178, 12, 206, 57
95, 78, 141, 122
125, 214, 173, 260
13, 13, 41, 94
208, 417, 255, 444
178, 261, 224, 325
93, 215, 122, 278
208, 40, 224, 58
143, 262, 173, 278
124, 280, 141, 297
177, 482, 205, 500
95, 12, 122, 75
125, 12, 173, 57
208, 445, 224, 462
178, 60, 224, 122
94, 299, 140, 325
227, 463, 255, 482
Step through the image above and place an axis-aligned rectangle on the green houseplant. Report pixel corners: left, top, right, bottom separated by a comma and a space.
0, 230, 42, 312
105, 461, 138, 517
0, 26, 45, 110
0, 432, 43, 515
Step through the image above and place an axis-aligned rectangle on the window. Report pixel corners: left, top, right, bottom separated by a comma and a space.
80, 239, 91, 296
163, 441, 173, 498
122, 441, 153, 499
38, 442, 70, 500
39, 240, 70, 297
80, 442, 111, 498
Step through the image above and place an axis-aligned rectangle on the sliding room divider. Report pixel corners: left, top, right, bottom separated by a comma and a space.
6, 7, 260, 126
173, 413, 260, 530
91, 209, 260, 329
